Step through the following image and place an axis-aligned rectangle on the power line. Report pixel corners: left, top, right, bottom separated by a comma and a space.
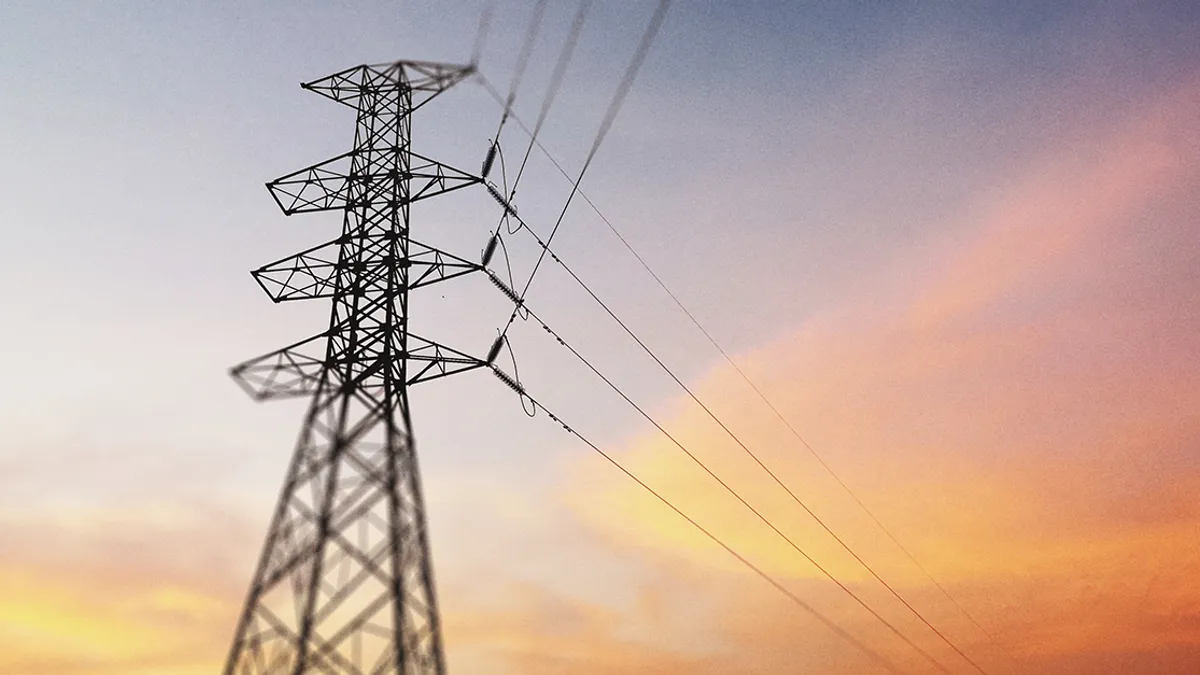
505, 0, 574, 188
476, 5, 996, 672
502, 0, 673, 338
504, 0, 550, 106
469, 3, 494, 67
482, 0, 590, 249
484, 202, 987, 670
500, 368, 913, 675
496, 223, 984, 662
509, 228, 990, 673
477, 43, 974, 658
502, 299, 956, 675
491, 0, 580, 145
476, 70, 1011, 672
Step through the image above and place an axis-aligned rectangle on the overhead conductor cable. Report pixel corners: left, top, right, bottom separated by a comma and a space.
477, 73, 1005, 675
477, 67, 1012, 672
479, 1, 998, 671
503, 0, 673, 339
501, 377, 911, 675
511, 305, 956, 675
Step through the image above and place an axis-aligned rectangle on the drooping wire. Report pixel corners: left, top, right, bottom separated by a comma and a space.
475, 70, 1013, 673
501, 337, 536, 417
492, 143, 511, 217
508, 303, 955, 675
498, 143, 508, 196
494, 369, 912, 675
502, 0, 673, 340
495, 232, 517, 296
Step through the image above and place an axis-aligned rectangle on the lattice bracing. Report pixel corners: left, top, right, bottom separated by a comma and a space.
267, 151, 480, 215
253, 238, 482, 303
231, 333, 330, 401
301, 61, 475, 113
224, 58, 485, 675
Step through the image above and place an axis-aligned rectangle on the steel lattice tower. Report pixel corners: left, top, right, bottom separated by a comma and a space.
224, 60, 491, 675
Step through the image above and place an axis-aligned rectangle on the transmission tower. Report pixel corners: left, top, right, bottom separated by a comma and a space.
223, 59, 494, 675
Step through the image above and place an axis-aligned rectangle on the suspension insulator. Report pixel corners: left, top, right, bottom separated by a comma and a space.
485, 182, 505, 206
486, 183, 519, 218
489, 273, 523, 306
486, 335, 505, 364
481, 142, 498, 178
481, 234, 498, 266
493, 368, 526, 395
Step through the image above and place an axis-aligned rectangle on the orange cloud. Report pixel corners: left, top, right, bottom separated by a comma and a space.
0, 507, 247, 675
566, 75, 1200, 673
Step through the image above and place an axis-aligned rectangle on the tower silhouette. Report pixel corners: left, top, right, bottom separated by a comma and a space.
223, 59, 488, 675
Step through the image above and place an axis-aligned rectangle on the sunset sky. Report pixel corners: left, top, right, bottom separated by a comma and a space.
3, 1, 1200, 674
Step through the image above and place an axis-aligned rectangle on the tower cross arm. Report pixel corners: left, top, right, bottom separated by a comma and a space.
267, 152, 481, 216
251, 237, 483, 304
403, 333, 489, 386
230, 332, 331, 401
300, 61, 474, 113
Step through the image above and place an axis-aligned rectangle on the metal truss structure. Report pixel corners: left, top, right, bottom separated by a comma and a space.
223, 60, 489, 675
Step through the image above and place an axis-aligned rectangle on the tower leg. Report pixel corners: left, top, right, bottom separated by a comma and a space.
224, 395, 444, 675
